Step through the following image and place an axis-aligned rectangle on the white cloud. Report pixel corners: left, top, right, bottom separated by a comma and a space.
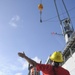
9, 15, 20, 27
0, 62, 23, 75
11, 15, 20, 21
18, 58, 28, 70
0, 56, 41, 75
33, 56, 41, 63
0, 58, 25, 75
18, 56, 41, 70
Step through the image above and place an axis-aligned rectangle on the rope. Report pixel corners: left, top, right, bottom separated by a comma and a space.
42, 6, 75, 22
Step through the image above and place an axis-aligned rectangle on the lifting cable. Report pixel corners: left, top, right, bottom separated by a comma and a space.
38, 0, 75, 23
42, 6, 75, 22
38, 0, 43, 23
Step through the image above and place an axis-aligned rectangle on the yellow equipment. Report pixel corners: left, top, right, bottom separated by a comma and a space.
50, 51, 64, 62
38, 4, 43, 11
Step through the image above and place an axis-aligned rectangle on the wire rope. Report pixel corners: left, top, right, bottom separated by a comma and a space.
42, 6, 75, 22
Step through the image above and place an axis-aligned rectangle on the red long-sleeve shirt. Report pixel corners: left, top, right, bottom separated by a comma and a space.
36, 64, 70, 75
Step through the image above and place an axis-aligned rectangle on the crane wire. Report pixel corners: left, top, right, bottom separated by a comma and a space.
39, 0, 43, 22
42, 6, 75, 22
45, 16, 75, 23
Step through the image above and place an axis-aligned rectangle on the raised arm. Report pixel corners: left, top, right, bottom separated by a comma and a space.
18, 52, 38, 67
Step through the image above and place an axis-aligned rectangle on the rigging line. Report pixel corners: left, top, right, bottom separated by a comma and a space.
68, 6, 75, 11
42, 6, 75, 22
43, 18, 59, 22
42, 16, 58, 22
47, 20, 58, 22
71, 16, 75, 19
43, 20, 59, 23
44, 16, 75, 22
44, 15, 75, 22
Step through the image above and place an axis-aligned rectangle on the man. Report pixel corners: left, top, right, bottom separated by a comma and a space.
18, 51, 70, 75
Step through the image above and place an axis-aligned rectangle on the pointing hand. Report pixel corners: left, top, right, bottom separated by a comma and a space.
18, 52, 25, 58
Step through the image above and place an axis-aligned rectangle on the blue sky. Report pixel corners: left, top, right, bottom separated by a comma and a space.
0, 0, 75, 75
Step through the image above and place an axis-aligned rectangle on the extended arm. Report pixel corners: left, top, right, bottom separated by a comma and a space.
18, 52, 38, 67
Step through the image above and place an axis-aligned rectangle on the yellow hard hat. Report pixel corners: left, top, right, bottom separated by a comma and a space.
50, 51, 64, 62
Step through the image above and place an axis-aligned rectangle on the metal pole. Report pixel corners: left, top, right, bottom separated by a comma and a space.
62, 0, 74, 31
54, 0, 61, 24
54, 0, 64, 35
62, 0, 70, 19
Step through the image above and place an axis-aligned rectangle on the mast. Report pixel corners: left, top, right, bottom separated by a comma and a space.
54, 0, 74, 43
